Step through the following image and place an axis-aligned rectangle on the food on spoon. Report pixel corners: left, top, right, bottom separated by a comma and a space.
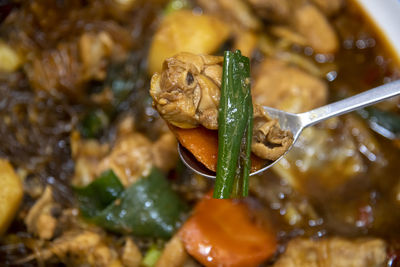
150, 52, 294, 166
1, 0, 400, 265
213, 50, 253, 198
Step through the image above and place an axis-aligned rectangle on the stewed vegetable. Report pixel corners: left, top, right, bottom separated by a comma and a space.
0, 0, 400, 266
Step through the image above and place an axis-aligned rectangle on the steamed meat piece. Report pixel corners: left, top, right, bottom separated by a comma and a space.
246, 0, 291, 22
294, 5, 339, 54
273, 238, 387, 267
150, 52, 293, 161
252, 59, 328, 113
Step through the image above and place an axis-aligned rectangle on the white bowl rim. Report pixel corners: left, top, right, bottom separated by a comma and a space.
354, 0, 400, 64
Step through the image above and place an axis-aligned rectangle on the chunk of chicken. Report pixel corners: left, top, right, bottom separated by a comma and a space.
246, 0, 291, 22
151, 52, 293, 161
152, 131, 180, 172
98, 133, 153, 187
197, 0, 261, 30
42, 230, 121, 266
273, 238, 387, 267
79, 32, 114, 81
293, 5, 339, 54
150, 52, 223, 130
121, 238, 142, 267
72, 117, 178, 187
252, 59, 328, 113
25, 186, 60, 240
311, 0, 344, 16
252, 105, 293, 161
71, 131, 110, 187
156, 234, 188, 267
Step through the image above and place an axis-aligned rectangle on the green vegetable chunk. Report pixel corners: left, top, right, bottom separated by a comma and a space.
75, 168, 187, 239
74, 170, 124, 218
214, 50, 253, 199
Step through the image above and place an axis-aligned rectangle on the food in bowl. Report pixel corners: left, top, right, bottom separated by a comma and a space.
0, 0, 399, 266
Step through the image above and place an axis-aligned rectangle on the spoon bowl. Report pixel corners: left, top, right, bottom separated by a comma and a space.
178, 80, 400, 178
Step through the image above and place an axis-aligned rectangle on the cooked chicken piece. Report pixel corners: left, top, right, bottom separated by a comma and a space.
273, 237, 387, 267
156, 234, 188, 267
311, 0, 344, 16
79, 31, 114, 81
152, 131, 179, 172
252, 59, 327, 113
70, 131, 110, 187
151, 52, 293, 161
269, 26, 308, 47
293, 5, 339, 54
197, 0, 261, 30
121, 238, 142, 267
151, 52, 223, 129
148, 10, 230, 74
25, 186, 60, 240
252, 105, 293, 161
45, 230, 121, 266
247, 0, 291, 22
98, 132, 153, 187
72, 117, 178, 187
234, 30, 259, 57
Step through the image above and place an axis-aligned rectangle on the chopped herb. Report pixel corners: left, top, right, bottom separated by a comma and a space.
214, 50, 253, 199
141, 245, 162, 267
79, 109, 109, 138
164, 0, 191, 14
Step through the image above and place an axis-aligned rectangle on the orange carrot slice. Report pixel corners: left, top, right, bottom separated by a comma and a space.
169, 125, 266, 172
179, 193, 277, 267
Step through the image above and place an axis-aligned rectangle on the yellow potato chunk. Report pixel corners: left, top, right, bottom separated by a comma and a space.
148, 10, 230, 75
0, 41, 22, 72
0, 159, 23, 235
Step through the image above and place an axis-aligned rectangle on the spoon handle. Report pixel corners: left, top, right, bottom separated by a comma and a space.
299, 79, 400, 127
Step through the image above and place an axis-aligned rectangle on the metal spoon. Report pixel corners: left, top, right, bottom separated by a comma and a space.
178, 79, 400, 179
